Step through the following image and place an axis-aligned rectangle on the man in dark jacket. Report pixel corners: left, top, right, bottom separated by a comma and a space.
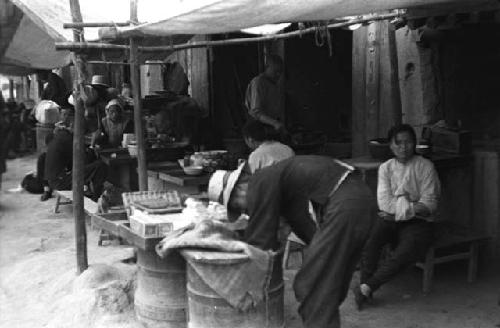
45, 107, 107, 201
220, 156, 376, 328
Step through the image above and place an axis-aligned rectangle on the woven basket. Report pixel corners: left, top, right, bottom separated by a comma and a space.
122, 191, 182, 217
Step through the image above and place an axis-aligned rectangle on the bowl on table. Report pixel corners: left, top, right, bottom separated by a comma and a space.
416, 144, 432, 157
182, 166, 204, 176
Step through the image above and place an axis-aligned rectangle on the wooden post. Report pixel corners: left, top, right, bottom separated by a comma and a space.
130, 0, 148, 190
352, 26, 367, 156
69, 0, 88, 274
365, 22, 381, 141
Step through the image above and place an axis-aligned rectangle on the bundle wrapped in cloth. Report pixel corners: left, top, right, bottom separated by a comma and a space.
155, 219, 274, 311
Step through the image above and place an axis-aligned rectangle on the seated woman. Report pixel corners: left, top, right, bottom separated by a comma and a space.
91, 99, 133, 149
354, 124, 441, 310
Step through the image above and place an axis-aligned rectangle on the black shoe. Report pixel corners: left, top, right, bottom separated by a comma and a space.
40, 191, 52, 201
352, 285, 369, 311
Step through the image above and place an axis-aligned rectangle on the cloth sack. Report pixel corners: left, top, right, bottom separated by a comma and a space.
32, 100, 60, 124
156, 219, 274, 311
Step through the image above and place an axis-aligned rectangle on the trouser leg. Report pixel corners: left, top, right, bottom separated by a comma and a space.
294, 176, 375, 328
360, 219, 397, 284
83, 160, 108, 199
365, 219, 434, 291
49, 171, 72, 191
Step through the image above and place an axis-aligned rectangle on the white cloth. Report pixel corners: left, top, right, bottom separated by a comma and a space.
377, 155, 440, 222
247, 141, 294, 174
32, 100, 60, 124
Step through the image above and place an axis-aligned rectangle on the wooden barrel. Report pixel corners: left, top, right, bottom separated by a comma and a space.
186, 252, 284, 328
134, 249, 188, 328
35, 123, 54, 153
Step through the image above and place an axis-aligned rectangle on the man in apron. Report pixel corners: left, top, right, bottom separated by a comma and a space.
215, 155, 376, 328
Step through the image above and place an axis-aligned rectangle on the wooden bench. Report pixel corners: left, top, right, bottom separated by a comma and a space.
416, 222, 490, 294
55, 190, 125, 245
283, 221, 490, 294
54, 190, 98, 215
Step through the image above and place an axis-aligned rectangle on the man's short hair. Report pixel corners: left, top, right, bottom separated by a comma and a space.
387, 124, 417, 144
242, 120, 272, 142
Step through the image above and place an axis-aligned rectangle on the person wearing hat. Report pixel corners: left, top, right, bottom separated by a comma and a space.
79, 75, 112, 133
91, 99, 133, 149
210, 155, 376, 328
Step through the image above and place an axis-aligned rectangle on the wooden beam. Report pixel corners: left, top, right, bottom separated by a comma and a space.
69, 0, 88, 274
130, 0, 148, 191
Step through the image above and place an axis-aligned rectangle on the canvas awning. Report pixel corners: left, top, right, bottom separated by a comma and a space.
1, 0, 133, 75
103, 0, 499, 38
2, 0, 498, 75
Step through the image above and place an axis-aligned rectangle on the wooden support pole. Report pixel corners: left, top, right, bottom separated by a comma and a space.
69, 0, 88, 274
130, 0, 148, 191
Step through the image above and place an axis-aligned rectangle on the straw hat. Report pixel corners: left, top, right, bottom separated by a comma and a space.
90, 75, 109, 88
208, 161, 246, 206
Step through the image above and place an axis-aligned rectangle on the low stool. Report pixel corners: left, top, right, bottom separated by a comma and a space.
416, 222, 490, 294
283, 233, 306, 269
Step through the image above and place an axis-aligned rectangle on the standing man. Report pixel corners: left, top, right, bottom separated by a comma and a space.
245, 54, 285, 133
215, 156, 376, 328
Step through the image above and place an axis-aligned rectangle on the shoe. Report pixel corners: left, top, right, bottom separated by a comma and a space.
352, 285, 368, 311
40, 191, 52, 201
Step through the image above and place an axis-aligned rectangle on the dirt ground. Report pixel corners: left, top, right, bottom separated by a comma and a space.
0, 154, 499, 328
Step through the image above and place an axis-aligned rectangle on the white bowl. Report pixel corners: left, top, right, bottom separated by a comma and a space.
183, 166, 204, 176
127, 144, 138, 156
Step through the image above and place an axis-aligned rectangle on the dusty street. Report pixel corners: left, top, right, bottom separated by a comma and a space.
0, 155, 499, 328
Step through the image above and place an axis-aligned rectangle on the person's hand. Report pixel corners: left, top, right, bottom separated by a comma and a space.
378, 211, 395, 221
273, 121, 284, 132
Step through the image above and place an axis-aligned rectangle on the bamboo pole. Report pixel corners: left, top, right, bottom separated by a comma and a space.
55, 12, 402, 53
64, 22, 132, 28
86, 60, 165, 65
130, 0, 148, 191
69, 0, 88, 274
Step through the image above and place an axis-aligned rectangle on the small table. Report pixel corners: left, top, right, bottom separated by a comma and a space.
99, 150, 138, 191
148, 165, 211, 194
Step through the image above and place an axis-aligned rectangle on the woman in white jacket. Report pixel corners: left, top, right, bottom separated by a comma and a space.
354, 124, 441, 310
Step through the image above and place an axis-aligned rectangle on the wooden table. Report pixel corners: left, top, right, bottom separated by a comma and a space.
147, 164, 211, 194
99, 150, 138, 191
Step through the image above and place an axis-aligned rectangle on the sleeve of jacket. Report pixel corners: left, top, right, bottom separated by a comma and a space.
417, 161, 441, 214
377, 161, 397, 214
246, 78, 266, 120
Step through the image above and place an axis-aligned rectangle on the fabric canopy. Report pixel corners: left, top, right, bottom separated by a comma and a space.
0, 0, 130, 75
1, 0, 497, 75
109, 0, 497, 37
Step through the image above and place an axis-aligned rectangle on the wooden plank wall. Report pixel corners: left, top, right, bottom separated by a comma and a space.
352, 21, 402, 156
395, 26, 440, 137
